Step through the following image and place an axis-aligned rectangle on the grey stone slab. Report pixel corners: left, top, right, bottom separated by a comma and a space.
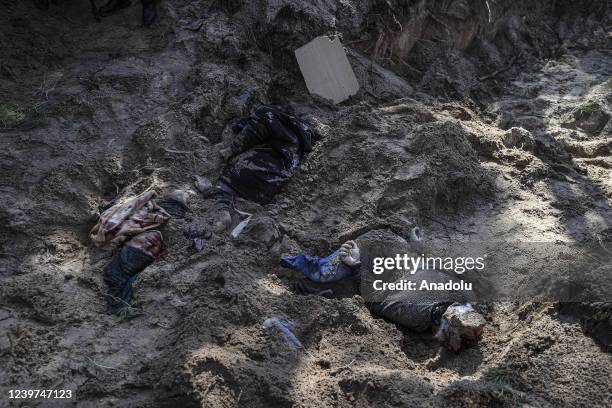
295, 36, 359, 104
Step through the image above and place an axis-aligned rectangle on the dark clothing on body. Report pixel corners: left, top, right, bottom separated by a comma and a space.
104, 245, 154, 314
280, 230, 473, 332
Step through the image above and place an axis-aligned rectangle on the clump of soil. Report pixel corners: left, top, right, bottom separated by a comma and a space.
0, 0, 610, 407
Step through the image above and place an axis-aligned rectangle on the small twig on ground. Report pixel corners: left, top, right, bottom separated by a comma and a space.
33, 100, 50, 111
416, 38, 437, 45
36, 73, 61, 100
426, 10, 452, 40
105, 294, 174, 329
235, 389, 243, 407
7, 332, 16, 357
596, 234, 612, 256
422, 214, 477, 235
0, 306, 12, 322
331, 358, 356, 375
106, 293, 139, 311
163, 148, 193, 155
394, 56, 423, 75
153, 320, 173, 329
479, 54, 520, 81
344, 38, 370, 46
85, 355, 122, 370
60, 13, 78, 25
203, 380, 216, 397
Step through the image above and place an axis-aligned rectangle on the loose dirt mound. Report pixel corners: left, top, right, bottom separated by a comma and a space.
1, 0, 611, 407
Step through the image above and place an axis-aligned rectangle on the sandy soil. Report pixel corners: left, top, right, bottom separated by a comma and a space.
0, 0, 611, 407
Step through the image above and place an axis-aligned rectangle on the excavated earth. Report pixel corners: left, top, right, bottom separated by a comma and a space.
0, 0, 611, 407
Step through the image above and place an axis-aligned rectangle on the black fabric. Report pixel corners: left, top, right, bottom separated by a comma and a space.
219, 105, 315, 204
104, 245, 154, 314
365, 281, 458, 332
157, 197, 188, 218
203, 186, 232, 210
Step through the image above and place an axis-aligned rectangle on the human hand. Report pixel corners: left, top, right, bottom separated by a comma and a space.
339, 240, 360, 266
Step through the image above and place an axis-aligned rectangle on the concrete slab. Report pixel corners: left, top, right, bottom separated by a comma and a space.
295, 36, 359, 104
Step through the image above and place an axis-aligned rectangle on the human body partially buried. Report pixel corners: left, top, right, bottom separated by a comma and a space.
201, 105, 316, 232
281, 229, 486, 352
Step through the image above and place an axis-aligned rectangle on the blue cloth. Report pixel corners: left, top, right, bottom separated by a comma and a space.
263, 317, 302, 350
280, 250, 358, 283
